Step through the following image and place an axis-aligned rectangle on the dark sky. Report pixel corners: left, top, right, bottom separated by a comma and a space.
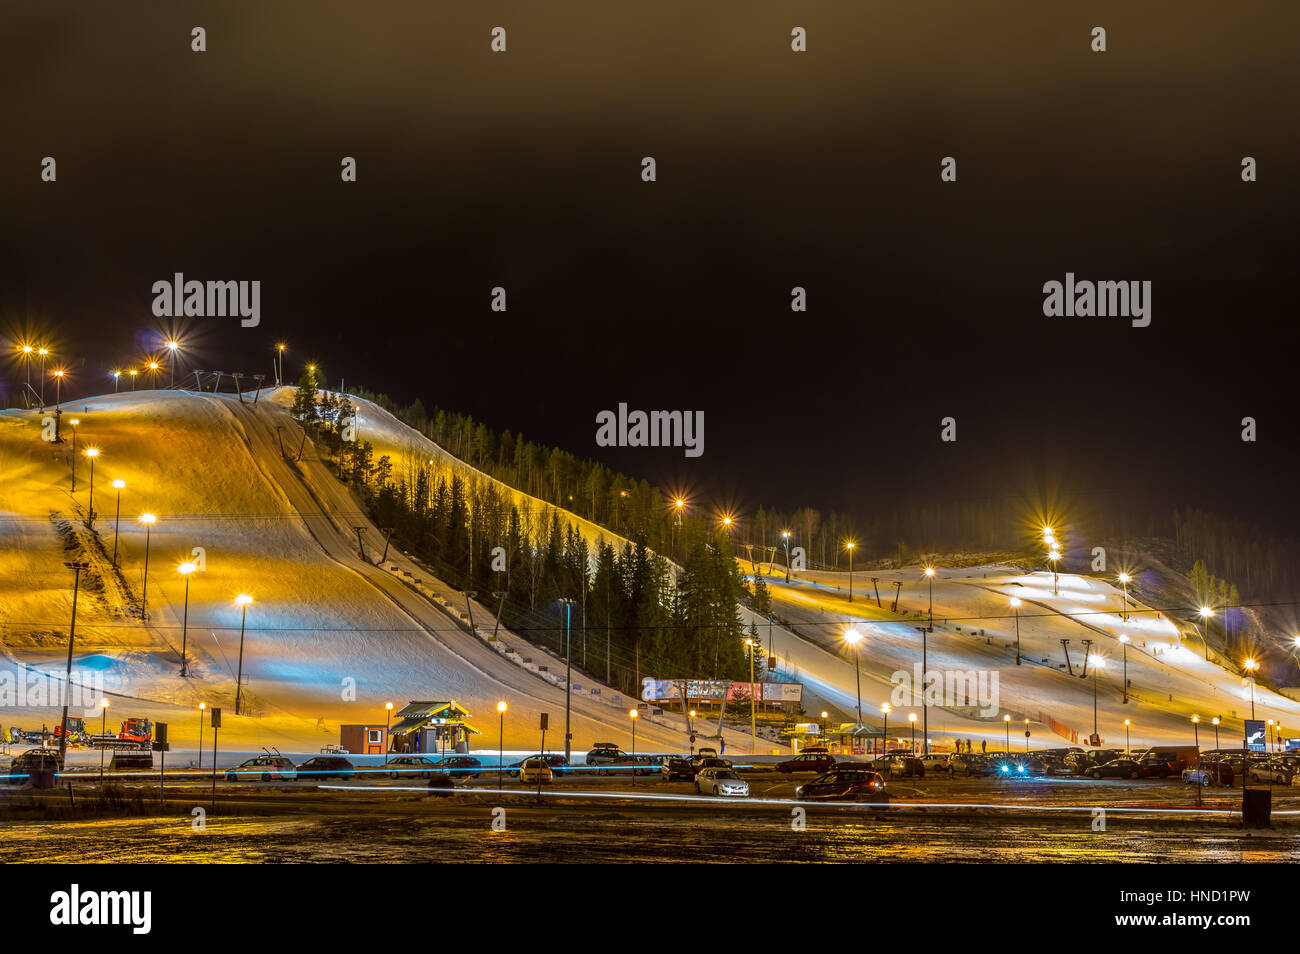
3, 1, 1298, 532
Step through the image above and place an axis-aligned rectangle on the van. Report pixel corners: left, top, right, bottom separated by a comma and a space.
1138, 745, 1198, 775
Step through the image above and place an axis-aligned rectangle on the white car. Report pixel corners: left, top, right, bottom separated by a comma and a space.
695, 767, 749, 797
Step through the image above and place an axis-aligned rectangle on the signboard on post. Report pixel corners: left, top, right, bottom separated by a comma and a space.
210, 707, 222, 729
1244, 720, 1266, 752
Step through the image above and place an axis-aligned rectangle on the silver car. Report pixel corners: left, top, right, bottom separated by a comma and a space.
694, 767, 749, 797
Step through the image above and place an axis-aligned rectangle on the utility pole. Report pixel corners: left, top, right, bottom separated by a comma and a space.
559, 598, 575, 762
58, 561, 89, 764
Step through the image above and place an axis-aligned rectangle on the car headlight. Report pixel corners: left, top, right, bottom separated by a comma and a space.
1018, 765, 1026, 773
1000, 765, 1009, 773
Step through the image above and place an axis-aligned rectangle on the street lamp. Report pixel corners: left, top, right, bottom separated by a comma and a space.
1212, 716, 1221, 751
129, 369, 138, 390
1117, 572, 1132, 622
177, 562, 196, 675
83, 447, 99, 527
385, 701, 393, 765
922, 565, 935, 756
843, 627, 863, 723
38, 348, 49, 405
496, 700, 507, 791
908, 712, 917, 755
99, 698, 110, 781
198, 701, 206, 769
1124, 718, 1131, 754
1010, 596, 1022, 665
138, 513, 157, 618
276, 344, 286, 386
111, 370, 121, 392
559, 597, 576, 762
629, 708, 639, 780
845, 541, 856, 602
1024, 717, 1031, 753
879, 703, 891, 760
110, 480, 126, 566
1118, 633, 1130, 703
53, 369, 65, 407
1004, 713, 1011, 753
1048, 549, 1061, 596
744, 638, 757, 755
1191, 714, 1200, 749
20, 344, 33, 390
1197, 606, 1214, 661
165, 340, 179, 388
235, 594, 253, 714
1089, 655, 1106, 740
1243, 658, 1258, 719
782, 530, 791, 583
147, 361, 160, 387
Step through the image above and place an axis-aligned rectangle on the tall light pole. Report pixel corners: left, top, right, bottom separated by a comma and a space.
110, 480, 126, 566
1117, 572, 1131, 622
98, 697, 110, 781
559, 598, 575, 762
68, 418, 79, 483
1010, 596, 1022, 665
1212, 716, 1220, 751
198, 702, 206, 769
922, 565, 935, 756
384, 701, 393, 764
166, 340, 179, 388
843, 627, 863, 724
1243, 658, 1258, 720
629, 708, 639, 779
845, 541, 855, 602
138, 513, 157, 619
879, 702, 890, 760
1090, 655, 1106, 740
111, 370, 121, 392
276, 344, 286, 385
235, 594, 253, 714
1191, 715, 1200, 750
908, 712, 917, 755
129, 369, 138, 391
83, 447, 99, 527
1048, 549, 1061, 596
1118, 633, 1130, 703
1197, 606, 1213, 661
21, 345, 33, 390
782, 530, 791, 583
496, 701, 507, 790
53, 369, 64, 407
744, 638, 757, 754
177, 562, 196, 675
147, 361, 160, 387
57, 560, 89, 764
1124, 718, 1131, 754
1024, 717, 1031, 752
38, 348, 49, 405
1004, 713, 1011, 752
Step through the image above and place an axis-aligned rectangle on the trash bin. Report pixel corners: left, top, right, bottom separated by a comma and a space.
1242, 788, 1272, 827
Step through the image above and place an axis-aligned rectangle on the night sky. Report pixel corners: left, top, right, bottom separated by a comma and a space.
3, 1, 1298, 532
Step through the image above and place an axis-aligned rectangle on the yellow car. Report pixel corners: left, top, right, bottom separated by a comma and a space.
518, 758, 554, 784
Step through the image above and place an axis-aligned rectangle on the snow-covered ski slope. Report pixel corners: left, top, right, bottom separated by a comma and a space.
0, 388, 688, 753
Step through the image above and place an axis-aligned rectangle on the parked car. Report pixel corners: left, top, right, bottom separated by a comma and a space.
384, 755, 438, 780
916, 752, 950, 774
225, 755, 297, 782
1135, 755, 1177, 779
776, 751, 837, 774
991, 754, 1047, 777
660, 756, 698, 781
874, 754, 925, 778
796, 767, 888, 802
7, 748, 63, 783
585, 743, 626, 766
691, 755, 733, 771
1183, 763, 1234, 787
518, 758, 554, 785
295, 755, 355, 781
1087, 758, 1142, 780
1136, 746, 1199, 776
946, 753, 992, 777
508, 754, 569, 777
1064, 751, 1098, 775
1248, 761, 1295, 785
694, 767, 750, 797
432, 756, 482, 778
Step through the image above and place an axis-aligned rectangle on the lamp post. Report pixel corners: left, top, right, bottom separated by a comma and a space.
38, 348, 49, 404
744, 638, 757, 755
147, 361, 160, 387
908, 712, 917, 755
99, 698, 109, 781
879, 703, 890, 760
1024, 718, 1031, 752
496, 701, 507, 791
1118, 633, 1130, 703
166, 340, 179, 388
1243, 658, 1258, 720
53, 369, 64, 407
177, 562, 196, 676
110, 480, 126, 566
559, 598, 575, 762
843, 628, 863, 724
1004, 713, 1011, 752
384, 701, 393, 764
276, 344, 285, 386
629, 708, 639, 782
922, 565, 935, 756
1212, 716, 1220, 751
57, 560, 88, 764
21, 345, 33, 390
1191, 715, 1200, 750
1010, 596, 1022, 665
138, 513, 157, 619
1090, 655, 1106, 740
782, 530, 791, 583
1197, 606, 1213, 661
234, 594, 253, 714
83, 447, 99, 527
1124, 718, 1131, 754
1049, 549, 1061, 596
198, 702, 206, 769
111, 370, 121, 392
68, 418, 78, 482
1117, 572, 1131, 622
845, 541, 855, 602
129, 369, 137, 391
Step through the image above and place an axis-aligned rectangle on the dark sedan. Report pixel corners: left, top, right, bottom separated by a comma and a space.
1087, 758, 1142, 779
432, 756, 483, 778
295, 755, 356, 781
776, 751, 837, 774
796, 768, 889, 802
